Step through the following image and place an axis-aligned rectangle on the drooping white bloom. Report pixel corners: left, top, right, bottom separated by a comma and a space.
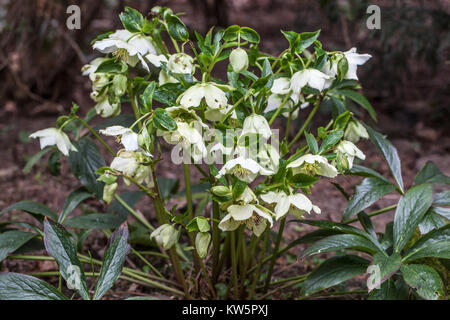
287, 154, 338, 178
335, 140, 366, 170
344, 120, 369, 143
167, 53, 195, 75
260, 191, 320, 220
110, 151, 153, 186
205, 104, 237, 122
93, 29, 158, 71
229, 48, 249, 73
145, 53, 168, 68
219, 204, 273, 237
241, 114, 272, 140
271, 77, 291, 95
150, 224, 178, 250
81, 57, 109, 76
216, 156, 274, 183
342, 48, 372, 80
265, 94, 297, 119
323, 48, 372, 81
100, 126, 139, 151
29, 128, 77, 156
91, 93, 121, 118
177, 83, 228, 110
290, 69, 333, 103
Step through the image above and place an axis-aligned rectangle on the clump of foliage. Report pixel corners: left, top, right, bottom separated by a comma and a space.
0, 6, 448, 300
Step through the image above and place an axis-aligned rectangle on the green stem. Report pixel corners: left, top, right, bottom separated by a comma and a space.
240, 234, 257, 296
127, 83, 142, 130
248, 228, 269, 300
75, 116, 115, 156
230, 231, 239, 299
343, 204, 397, 224
288, 94, 324, 149
211, 200, 221, 283
264, 217, 286, 292
114, 194, 154, 231
268, 91, 292, 126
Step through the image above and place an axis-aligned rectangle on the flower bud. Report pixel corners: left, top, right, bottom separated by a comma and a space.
211, 186, 232, 197
229, 48, 249, 73
150, 224, 178, 250
195, 232, 211, 258
103, 182, 118, 204
113, 74, 128, 96
344, 120, 369, 143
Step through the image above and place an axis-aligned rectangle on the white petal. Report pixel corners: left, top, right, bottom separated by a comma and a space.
288, 194, 313, 213
228, 204, 254, 221
218, 213, 240, 232
100, 126, 129, 136
271, 77, 291, 95
121, 132, 140, 151
203, 84, 227, 109
179, 85, 205, 108
274, 196, 291, 220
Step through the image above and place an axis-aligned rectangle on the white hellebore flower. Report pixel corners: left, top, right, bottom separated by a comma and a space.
229, 48, 249, 73
219, 204, 273, 237
216, 157, 273, 183
336, 140, 366, 170
241, 114, 272, 140
110, 151, 153, 186
91, 91, 121, 118
344, 120, 369, 143
100, 126, 139, 151
167, 53, 195, 75
260, 191, 320, 220
81, 57, 109, 76
29, 128, 77, 156
178, 83, 228, 110
287, 154, 338, 178
290, 69, 332, 104
93, 29, 158, 71
323, 48, 372, 81
150, 224, 178, 250
342, 48, 372, 80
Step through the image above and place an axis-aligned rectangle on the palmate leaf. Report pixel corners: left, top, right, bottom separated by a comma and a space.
302, 255, 370, 296
0, 273, 67, 300
43, 218, 90, 300
93, 223, 130, 300
393, 183, 433, 253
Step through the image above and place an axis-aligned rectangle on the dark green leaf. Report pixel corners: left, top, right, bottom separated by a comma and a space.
69, 137, 106, 199
403, 225, 450, 262
139, 82, 157, 114
343, 177, 396, 221
368, 278, 409, 300
400, 264, 444, 300
95, 58, 128, 74
0, 231, 35, 262
418, 207, 447, 234
370, 253, 402, 289
64, 214, 124, 230
119, 7, 144, 33
302, 255, 369, 296
434, 190, 450, 206
393, 184, 433, 253
166, 14, 189, 41
58, 188, 92, 223
318, 130, 343, 154
108, 191, 145, 220
335, 89, 376, 121
93, 223, 130, 300
239, 27, 260, 43
305, 132, 318, 154
23, 148, 52, 174
349, 164, 391, 184
43, 219, 90, 300
414, 161, 450, 185
365, 125, 404, 193
0, 201, 57, 221
223, 25, 240, 41
0, 273, 67, 300
300, 234, 381, 258
295, 30, 321, 53
157, 177, 179, 201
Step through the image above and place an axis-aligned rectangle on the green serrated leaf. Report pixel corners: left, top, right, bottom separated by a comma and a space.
400, 264, 444, 300
0, 273, 67, 300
